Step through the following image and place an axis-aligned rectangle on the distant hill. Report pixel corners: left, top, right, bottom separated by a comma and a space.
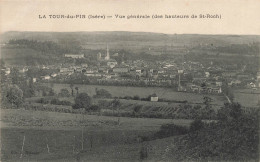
1, 31, 260, 50
1, 31, 259, 66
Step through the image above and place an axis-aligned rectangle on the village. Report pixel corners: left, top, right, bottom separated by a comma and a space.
2, 44, 259, 98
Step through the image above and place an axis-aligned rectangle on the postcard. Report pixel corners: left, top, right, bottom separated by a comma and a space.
0, 0, 259, 161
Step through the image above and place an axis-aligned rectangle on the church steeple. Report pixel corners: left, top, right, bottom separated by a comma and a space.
105, 44, 110, 60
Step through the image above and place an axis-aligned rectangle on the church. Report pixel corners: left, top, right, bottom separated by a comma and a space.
97, 45, 118, 68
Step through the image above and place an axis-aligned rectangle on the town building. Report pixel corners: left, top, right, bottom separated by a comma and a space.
107, 60, 118, 68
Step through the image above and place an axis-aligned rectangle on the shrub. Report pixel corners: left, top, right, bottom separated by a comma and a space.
190, 119, 204, 132
94, 88, 112, 98
59, 100, 72, 106
154, 123, 189, 139
50, 98, 59, 104
3, 84, 24, 107
36, 98, 49, 104
89, 105, 100, 112
123, 96, 133, 100
140, 146, 148, 160
73, 93, 92, 109
172, 103, 259, 161
133, 95, 140, 100
50, 98, 71, 106
59, 88, 70, 97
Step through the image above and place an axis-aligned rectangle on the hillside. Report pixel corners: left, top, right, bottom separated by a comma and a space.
1, 31, 259, 66
1, 31, 260, 50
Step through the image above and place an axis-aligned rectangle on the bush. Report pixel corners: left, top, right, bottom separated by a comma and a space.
36, 98, 49, 104
50, 98, 59, 104
94, 88, 112, 98
3, 84, 24, 107
154, 123, 189, 139
190, 119, 204, 132
73, 93, 92, 109
172, 103, 259, 161
140, 146, 148, 160
133, 95, 140, 100
59, 88, 70, 97
123, 96, 133, 100
50, 98, 72, 106
89, 105, 100, 112
59, 100, 72, 106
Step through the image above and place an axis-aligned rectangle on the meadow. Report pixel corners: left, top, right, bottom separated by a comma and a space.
233, 89, 260, 107
48, 83, 226, 106
0, 108, 192, 161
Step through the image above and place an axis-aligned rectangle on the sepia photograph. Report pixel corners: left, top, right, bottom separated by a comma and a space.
0, 0, 260, 161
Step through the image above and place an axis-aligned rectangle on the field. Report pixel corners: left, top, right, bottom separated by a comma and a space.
0, 48, 60, 66
48, 83, 226, 106
0, 109, 192, 161
233, 89, 260, 107
47, 83, 260, 108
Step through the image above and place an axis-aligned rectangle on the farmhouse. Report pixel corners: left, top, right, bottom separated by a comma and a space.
208, 86, 222, 93
33, 78, 37, 83
150, 93, 159, 102
4, 68, 10, 75
42, 75, 51, 80
51, 73, 57, 77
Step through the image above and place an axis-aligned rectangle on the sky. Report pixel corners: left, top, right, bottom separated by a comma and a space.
1, 0, 260, 35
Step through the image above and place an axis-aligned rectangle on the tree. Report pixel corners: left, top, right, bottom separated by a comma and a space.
59, 88, 70, 97
111, 98, 121, 107
70, 83, 74, 96
203, 96, 212, 106
73, 93, 92, 110
221, 82, 234, 102
49, 88, 55, 96
75, 87, 79, 95
190, 119, 204, 132
201, 82, 206, 88
4, 84, 24, 107
89, 105, 100, 112
133, 95, 140, 100
217, 103, 243, 121
20, 78, 35, 98
133, 105, 142, 117
0, 68, 7, 84
10, 67, 20, 84
95, 88, 112, 98
111, 99, 121, 115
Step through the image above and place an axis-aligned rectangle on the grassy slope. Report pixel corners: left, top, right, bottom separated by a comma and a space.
0, 109, 192, 161
0, 48, 60, 66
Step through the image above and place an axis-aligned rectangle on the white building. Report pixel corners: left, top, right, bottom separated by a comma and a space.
205, 72, 210, 78
5, 68, 10, 75
33, 78, 37, 83
150, 93, 159, 102
43, 75, 51, 80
